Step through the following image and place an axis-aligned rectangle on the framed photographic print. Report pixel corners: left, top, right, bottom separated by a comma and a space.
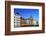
5, 1, 45, 35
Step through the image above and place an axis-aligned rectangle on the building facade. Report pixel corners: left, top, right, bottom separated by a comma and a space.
14, 13, 38, 27
14, 13, 21, 27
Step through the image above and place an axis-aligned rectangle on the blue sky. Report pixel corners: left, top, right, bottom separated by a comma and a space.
14, 8, 39, 21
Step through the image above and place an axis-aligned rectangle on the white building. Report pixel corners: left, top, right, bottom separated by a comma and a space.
14, 13, 38, 27
25, 16, 38, 25
14, 13, 21, 27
